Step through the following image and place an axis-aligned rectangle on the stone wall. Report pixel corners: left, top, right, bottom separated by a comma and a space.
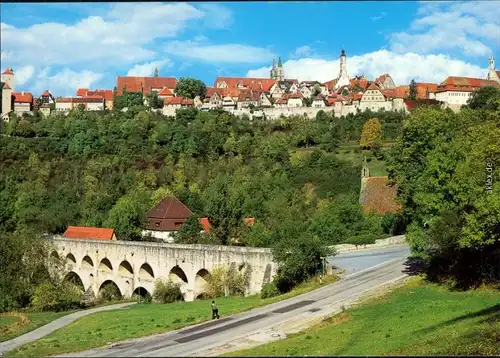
49, 236, 276, 301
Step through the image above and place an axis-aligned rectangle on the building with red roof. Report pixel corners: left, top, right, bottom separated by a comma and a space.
55, 96, 105, 113
76, 88, 114, 110
435, 76, 499, 111
116, 76, 177, 96
63, 226, 117, 241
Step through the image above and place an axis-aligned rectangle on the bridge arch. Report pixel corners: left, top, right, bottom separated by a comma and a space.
132, 287, 151, 299
98, 258, 113, 272
169, 265, 188, 284
118, 260, 134, 277
81, 255, 94, 269
98, 280, 122, 300
50, 251, 59, 260
138, 263, 154, 280
194, 269, 210, 297
66, 253, 77, 265
63, 271, 85, 292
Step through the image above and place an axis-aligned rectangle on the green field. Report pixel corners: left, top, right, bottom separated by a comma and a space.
291, 143, 392, 177
6, 275, 337, 357
0, 311, 74, 343
228, 277, 500, 356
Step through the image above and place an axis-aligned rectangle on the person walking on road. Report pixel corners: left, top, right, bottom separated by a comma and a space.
211, 300, 220, 319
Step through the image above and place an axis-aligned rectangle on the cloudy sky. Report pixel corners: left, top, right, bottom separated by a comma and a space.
1, 1, 499, 96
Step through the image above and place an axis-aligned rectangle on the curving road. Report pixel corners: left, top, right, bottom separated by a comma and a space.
61, 244, 410, 357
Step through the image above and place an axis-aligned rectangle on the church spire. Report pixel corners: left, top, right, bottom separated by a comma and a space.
278, 56, 283, 67
489, 56, 495, 71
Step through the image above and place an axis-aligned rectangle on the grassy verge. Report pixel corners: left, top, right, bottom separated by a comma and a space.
0, 299, 135, 343
227, 277, 500, 356
0, 311, 74, 343
6, 274, 338, 357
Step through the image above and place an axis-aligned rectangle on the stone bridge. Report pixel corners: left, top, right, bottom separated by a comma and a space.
47, 237, 276, 302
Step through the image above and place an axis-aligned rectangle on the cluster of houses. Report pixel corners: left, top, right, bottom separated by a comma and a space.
58, 196, 254, 243
2, 50, 500, 120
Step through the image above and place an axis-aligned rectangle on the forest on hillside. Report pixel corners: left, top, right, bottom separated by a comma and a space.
1, 86, 499, 311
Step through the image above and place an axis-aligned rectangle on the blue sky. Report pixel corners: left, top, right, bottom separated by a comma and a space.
1, 1, 499, 96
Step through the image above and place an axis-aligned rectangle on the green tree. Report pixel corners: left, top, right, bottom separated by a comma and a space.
360, 118, 382, 149
466, 86, 500, 110
175, 77, 207, 99
409, 79, 417, 100
154, 68, 159, 77
173, 214, 203, 244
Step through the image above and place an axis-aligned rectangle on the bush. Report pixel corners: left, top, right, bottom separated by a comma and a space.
346, 233, 378, 248
98, 282, 122, 302
153, 279, 184, 303
381, 213, 406, 235
261, 282, 280, 299
32, 282, 83, 312
205, 265, 246, 298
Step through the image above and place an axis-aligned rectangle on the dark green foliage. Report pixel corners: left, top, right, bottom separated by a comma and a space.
174, 77, 207, 99
153, 279, 184, 303
381, 213, 406, 235
387, 102, 500, 288
173, 214, 203, 244
466, 86, 500, 110
32, 282, 84, 312
409, 79, 417, 100
260, 282, 280, 299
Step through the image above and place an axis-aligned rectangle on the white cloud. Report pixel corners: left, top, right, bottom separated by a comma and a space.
291, 45, 313, 58
390, 1, 500, 56
126, 60, 172, 77
0, 3, 205, 68
198, 3, 233, 29
30, 67, 103, 96
15, 65, 35, 85
247, 50, 488, 85
165, 40, 275, 64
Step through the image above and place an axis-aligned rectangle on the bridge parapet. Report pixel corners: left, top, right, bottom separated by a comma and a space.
47, 236, 276, 302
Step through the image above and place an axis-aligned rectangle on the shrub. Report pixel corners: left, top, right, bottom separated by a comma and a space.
205, 265, 246, 298
261, 282, 280, 299
153, 279, 184, 303
366, 156, 372, 163
98, 283, 122, 302
32, 282, 83, 311
381, 213, 406, 235
346, 234, 378, 248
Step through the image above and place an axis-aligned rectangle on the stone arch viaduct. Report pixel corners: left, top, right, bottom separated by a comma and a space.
48, 236, 277, 302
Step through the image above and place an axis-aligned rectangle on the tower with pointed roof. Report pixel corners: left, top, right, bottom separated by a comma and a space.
270, 58, 277, 80
334, 49, 350, 90
1, 68, 14, 119
486, 55, 500, 84
1, 68, 15, 92
276, 57, 285, 81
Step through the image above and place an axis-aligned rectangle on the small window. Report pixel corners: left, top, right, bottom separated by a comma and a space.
155, 221, 160, 227
174, 222, 183, 229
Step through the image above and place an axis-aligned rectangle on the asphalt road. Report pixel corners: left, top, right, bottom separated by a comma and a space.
62, 245, 410, 357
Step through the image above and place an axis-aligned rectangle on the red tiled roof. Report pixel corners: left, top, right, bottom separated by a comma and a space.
366, 82, 380, 91
214, 77, 276, 91
182, 99, 194, 105
88, 89, 113, 101
116, 76, 177, 96
147, 196, 193, 219
12, 92, 33, 103
206, 87, 222, 98
496, 70, 500, 78
76, 88, 88, 97
63, 226, 115, 240
243, 218, 255, 227
42, 90, 50, 96
2, 68, 14, 75
276, 98, 287, 104
166, 97, 184, 105
375, 73, 393, 85
362, 177, 401, 215
352, 93, 363, 101
158, 87, 173, 96
322, 79, 337, 91
350, 78, 369, 90
436, 77, 500, 93
199, 217, 211, 232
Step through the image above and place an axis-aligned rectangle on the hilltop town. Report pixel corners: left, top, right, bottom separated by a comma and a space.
2, 50, 500, 121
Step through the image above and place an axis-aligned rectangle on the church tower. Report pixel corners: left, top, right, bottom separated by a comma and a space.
276, 57, 285, 81
270, 58, 277, 80
334, 49, 350, 90
486, 56, 500, 84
